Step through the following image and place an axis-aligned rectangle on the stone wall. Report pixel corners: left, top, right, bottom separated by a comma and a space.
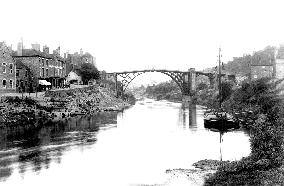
45, 85, 99, 98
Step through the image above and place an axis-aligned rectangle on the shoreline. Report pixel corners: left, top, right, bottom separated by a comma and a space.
0, 85, 134, 128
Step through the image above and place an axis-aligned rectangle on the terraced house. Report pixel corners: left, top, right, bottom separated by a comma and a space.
13, 44, 67, 92
0, 42, 16, 93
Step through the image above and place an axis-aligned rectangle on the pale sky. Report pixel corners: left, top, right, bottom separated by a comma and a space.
2, 0, 284, 85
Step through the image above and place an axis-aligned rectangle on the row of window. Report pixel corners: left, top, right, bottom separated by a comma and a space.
1, 79, 14, 89
40, 68, 63, 77
2, 63, 13, 74
40, 58, 64, 68
15, 69, 29, 77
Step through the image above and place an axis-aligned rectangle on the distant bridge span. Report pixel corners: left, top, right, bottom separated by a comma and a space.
103, 69, 216, 98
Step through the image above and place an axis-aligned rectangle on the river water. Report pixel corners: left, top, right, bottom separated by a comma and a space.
0, 99, 250, 186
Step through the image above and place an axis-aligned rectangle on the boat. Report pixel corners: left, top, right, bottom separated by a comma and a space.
204, 110, 239, 130
203, 48, 240, 131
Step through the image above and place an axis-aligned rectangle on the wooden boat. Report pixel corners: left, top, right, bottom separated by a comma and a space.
203, 48, 240, 131
204, 110, 239, 130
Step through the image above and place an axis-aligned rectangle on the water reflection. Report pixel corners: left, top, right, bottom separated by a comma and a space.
0, 99, 250, 186
178, 104, 197, 129
0, 112, 118, 181
219, 131, 224, 161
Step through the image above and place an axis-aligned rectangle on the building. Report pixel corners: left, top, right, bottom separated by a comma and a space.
275, 45, 284, 79
0, 42, 16, 93
250, 47, 275, 80
66, 70, 82, 85
12, 44, 67, 92
14, 59, 34, 92
65, 50, 96, 75
250, 65, 274, 80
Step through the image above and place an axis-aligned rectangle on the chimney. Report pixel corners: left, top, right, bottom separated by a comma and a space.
31, 43, 40, 51
43, 45, 49, 54
17, 42, 23, 56
53, 47, 60, 56
80, 48, 83, 56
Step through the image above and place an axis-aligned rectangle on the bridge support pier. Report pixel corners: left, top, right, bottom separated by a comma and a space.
107, 68, 214, 101
182, 95, 192, 108
209, 75, 215, 88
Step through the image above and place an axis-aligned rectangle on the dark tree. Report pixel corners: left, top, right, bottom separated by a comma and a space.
220, 81, 234, 102
77, 63, 100, 84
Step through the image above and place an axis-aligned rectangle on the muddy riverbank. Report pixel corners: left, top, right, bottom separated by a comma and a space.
0, 85, 133, 127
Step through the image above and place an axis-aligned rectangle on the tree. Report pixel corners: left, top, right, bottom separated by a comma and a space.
77, 63, 100, 84
220, 81, 234, 103
196, 82, 208, 91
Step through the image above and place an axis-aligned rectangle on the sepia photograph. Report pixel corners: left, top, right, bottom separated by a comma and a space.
1, 0, 284, 185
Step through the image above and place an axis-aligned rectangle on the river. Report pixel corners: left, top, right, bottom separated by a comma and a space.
0, 98, 250, 186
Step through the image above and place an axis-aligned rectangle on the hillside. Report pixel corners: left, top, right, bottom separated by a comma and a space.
144, 81, 182, 101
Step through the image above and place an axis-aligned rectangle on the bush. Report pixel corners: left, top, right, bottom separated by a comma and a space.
205, 78, 284, 185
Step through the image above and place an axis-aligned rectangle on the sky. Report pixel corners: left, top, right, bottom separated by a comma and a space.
2, 0, 284, 85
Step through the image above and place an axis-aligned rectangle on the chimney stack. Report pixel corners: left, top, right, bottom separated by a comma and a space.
43, 45, 49, 54
31, 43, 40, 51
53, 46, 60, 56
17, 42, 23, 56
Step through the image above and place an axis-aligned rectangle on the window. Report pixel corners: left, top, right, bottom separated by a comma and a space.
2, 63, 6, 73
42, 68, 45, 77
40, 58, 44, 66
46, 68, 48, 77
10, 80, 13, 88
16, 69, 19, 77
9, 64, 13, 74
25, 70, 28, 77
16, 80, 19, 87
46, 60, 49, 66
2, 79, 6, 88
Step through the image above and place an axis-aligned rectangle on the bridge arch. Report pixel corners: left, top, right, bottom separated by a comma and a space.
105, 69, 215, 98
117, 70, 185, 93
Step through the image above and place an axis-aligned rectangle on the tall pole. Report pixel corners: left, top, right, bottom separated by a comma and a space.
218, 47, 222, 109
114, 73, 118, 97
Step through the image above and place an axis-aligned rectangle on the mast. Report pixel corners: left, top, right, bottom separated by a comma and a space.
218, 47, 222, 109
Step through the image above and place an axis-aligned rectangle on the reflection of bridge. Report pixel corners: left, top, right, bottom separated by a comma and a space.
105, 68, 216, 98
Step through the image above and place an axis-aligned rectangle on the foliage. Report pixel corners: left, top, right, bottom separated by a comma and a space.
145, 80, 182, 101
220, 81, 234, 103
77, 63, 100, 84
205, 158, 284, 186
123, 92, 136, 104
205, 78, 284, 185
3, 96, 37, 106
194, 81, 234, 108
196, 82, 208, 91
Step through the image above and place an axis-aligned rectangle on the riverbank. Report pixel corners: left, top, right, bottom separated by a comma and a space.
162, 78, 284, 186
0, 85, 133, 127
139, 160, 226, 186
158, 159, 284, 186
